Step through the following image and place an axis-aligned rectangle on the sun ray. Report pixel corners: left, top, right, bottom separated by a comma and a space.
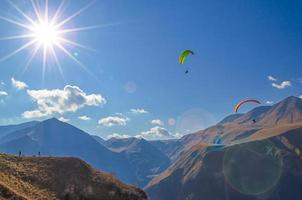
0, 39, 37, 62
0, 15, 33, 30
44, 0, 48, 23
58, 37, 97, 52
0, 34, 34, 41
7, 0, 37, 26
57, 23, 119, 34
51, 0, 66, 25
55, 42, 98, 80
0, 0, 104, 82
55, 42, 88, 70
23, 42, 41, 74
55, 0, 95, 29
49, 44, 65, 82
42, 44, 47, 85
30, 0, 42, 23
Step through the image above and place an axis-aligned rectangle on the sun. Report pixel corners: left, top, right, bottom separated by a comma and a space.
0, 0, 101, 81
32, 21, 60, 47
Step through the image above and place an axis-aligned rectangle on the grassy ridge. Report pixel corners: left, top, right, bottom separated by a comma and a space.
0, 154, 147, 200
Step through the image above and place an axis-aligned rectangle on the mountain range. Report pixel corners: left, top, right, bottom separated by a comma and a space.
0, 118, 169, 188
145, 96, 302, 200
1, 96, 302, 200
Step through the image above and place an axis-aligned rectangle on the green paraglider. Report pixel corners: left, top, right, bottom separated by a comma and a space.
179, 50, 194, 64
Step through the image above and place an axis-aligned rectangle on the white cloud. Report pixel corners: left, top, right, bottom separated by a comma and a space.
22, 85, 106, 119
58, 117, 69, 122
299, 95, 302, 99
272, 81, 291, 89
137, 126, 174, 140
107, 133, 131, 139
78, 115, 91, 121
268, 75, 277, 82
151, 119, 164, 126
98, 116, 129, 127
130, 108, 148, 114
22, 110, 46, 119
173, 132, 184, 139
0, 91, 8, 96
11, 78, 28, 90
266, 101, 274, 105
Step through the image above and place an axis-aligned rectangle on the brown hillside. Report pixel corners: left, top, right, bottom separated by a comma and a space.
0, 154, 147, 200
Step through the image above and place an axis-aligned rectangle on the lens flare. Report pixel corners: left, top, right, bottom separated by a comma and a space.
223, 140, 283, 195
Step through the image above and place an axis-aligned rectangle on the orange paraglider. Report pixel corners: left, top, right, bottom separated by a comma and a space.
234, 99, 261, 113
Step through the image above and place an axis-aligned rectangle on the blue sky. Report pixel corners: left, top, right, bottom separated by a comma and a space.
0, 0, 301, 139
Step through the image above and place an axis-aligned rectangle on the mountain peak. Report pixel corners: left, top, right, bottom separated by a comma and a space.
222, 96, 302, 126
280, 96, 301, 104
43, 117, 61, 123
253, 96, 302, 125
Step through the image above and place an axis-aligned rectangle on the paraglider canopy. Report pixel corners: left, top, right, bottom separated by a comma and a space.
179, 50, 194, 64
234, 99, 261, 113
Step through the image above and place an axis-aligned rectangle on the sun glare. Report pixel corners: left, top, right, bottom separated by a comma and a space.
0, 0, 100, 81
33, 22, 60, 47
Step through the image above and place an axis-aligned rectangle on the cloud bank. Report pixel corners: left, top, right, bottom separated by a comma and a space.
137, 126, 176, 140
23, 85, 106, 118
0, 91, 8, 96
78, 115, 91, 121
151, 119, 164, 126
130, 108, 148, 114
272, 81, 291, 89
98, 116, 129, 127
11, 78, 28, 90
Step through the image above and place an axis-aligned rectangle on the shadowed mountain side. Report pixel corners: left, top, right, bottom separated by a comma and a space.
146, 128, 302, 200
92, 135, 106, 146
0, 121, 38, 139
105, 138, 140, 152
105, 137, 171, 187
0, 154, 147, 200
148, 139, 182, 160
0, 135, 40, 155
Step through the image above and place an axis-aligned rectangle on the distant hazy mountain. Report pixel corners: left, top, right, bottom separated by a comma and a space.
0, 153, 147, 200
0, 121, 38, 139
0, 118, 171, 188
0, 118, 133, 183
149, 139, 182, 160
105, 137, 171, 187
92, 135, 106, 146
145, 96, 302, 200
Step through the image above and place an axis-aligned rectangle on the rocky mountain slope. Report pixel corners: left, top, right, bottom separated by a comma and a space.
145, 96, 302, 200
0, 154, 147, 200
